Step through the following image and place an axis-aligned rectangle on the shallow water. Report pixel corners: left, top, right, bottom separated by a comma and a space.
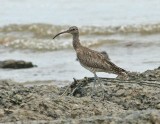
0, 0, 160, 83
1, 0, 160, 26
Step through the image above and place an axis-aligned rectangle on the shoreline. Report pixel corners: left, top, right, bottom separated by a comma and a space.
0, 67, 160, 124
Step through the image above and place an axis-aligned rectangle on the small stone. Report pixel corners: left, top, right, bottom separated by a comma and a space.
0, 109, 4, 117
71, 111, 78, 118
116, 89, 125, 96
72, 104, 80, 110
94, 108, 102, 115
156, 103, 160, 109
55, 110, 63, 116
150, 111, 160, 124
12, 94, 23, 104
4, 109, 14, 114
15, 94, 23, 100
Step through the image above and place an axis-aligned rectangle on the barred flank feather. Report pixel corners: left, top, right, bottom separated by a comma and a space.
77, 46, 127, 76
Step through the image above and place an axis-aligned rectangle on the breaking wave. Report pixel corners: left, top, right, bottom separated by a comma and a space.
0, 23, 160, 51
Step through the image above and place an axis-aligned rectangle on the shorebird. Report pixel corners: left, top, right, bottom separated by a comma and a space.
53, 26, 128, 99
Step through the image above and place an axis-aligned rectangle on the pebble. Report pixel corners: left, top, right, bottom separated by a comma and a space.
0, 109, 4, 117
156, 103, 160, 109
116, 89, 125, 96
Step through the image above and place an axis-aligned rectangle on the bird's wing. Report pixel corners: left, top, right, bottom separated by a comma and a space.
77, 48, 111, 70
77, 47, 126, 74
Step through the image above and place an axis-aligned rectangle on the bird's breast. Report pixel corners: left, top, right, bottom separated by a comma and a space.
79, 61, 104, 73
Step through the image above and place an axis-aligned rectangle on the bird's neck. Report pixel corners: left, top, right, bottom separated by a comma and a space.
72, 33, 81, 50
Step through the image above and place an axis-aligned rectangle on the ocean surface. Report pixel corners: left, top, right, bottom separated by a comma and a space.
0, 0, 160, 85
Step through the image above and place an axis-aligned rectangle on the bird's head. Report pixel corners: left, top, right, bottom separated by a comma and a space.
53, 26, 79, 39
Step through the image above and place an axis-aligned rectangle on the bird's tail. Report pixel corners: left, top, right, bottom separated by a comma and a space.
104, 60, 129, 79
109, 61, 128, 80
116, 67, 129, 80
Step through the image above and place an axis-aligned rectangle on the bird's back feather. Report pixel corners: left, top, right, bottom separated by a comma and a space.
76, 46, 127, 75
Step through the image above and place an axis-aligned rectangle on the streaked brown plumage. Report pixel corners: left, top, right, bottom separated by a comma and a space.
76, 51, 110, 61
53, 26, 128, 98
76, 46, 126, 75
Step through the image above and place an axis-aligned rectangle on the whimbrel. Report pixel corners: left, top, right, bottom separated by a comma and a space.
53, 26, 128, 98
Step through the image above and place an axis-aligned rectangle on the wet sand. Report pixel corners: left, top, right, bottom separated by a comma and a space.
0, 67, 160, 124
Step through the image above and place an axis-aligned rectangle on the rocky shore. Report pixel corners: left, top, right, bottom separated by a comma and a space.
0, 67, 160, 124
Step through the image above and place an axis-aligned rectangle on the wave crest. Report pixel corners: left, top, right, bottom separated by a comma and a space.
0, 23, 160, 51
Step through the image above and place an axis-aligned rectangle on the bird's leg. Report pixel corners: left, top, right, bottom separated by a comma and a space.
91, 73, 97, 98
95, 73, 105, 100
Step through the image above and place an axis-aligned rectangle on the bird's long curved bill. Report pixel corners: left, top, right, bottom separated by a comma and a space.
53, 30, 68, 39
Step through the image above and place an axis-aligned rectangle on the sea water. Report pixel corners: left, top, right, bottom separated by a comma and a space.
0, 0, 160, 84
